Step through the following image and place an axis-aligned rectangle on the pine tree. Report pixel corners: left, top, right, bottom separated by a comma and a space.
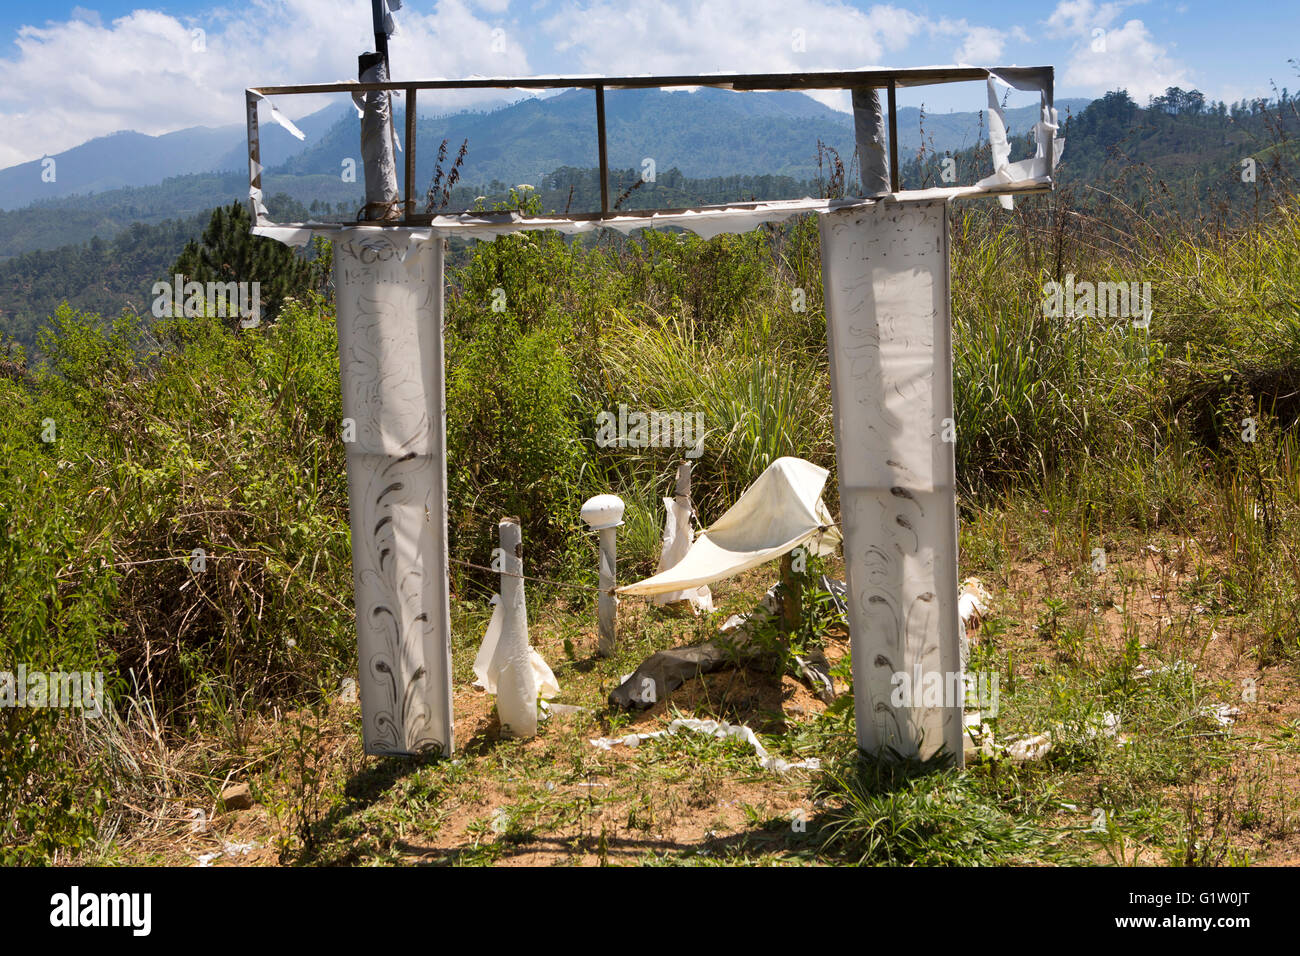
171, 202, 328, 328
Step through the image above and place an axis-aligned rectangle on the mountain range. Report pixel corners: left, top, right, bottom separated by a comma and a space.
0, 87, 1090, 229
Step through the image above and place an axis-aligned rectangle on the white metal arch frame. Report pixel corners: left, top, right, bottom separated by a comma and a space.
247, 67, 1060, 761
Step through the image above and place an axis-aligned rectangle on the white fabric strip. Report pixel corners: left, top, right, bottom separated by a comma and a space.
250, 182, 1051, 250
252, 91, 306, 141
978, 69, 1063, 209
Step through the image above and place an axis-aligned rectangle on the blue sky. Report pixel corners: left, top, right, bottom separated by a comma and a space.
0, 0, 1292, 168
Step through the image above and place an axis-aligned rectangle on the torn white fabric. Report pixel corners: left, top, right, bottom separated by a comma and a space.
381, 0, 400, 36
473, 599, 560, 702
651, 495, 714, 611
978, 70, 1063, 209
589, 718, 821, 773
1001, 711, 1122, 762
251, 185, 1049, 251
248, 185, 268, 221
1201, 703, 1240, 726
618, 457, 841, 596
252, 92, 306, 141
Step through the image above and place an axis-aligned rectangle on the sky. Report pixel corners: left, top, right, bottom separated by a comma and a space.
0, 0, 1294, 169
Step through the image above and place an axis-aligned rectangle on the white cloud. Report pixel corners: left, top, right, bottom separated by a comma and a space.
538, 0, 1023, 112
1065, 18, 1191, 101
0, 1, 531, 168
0, 0, 1023, 168
1044, 0, 1131, 37
1043, 0, 1191, 102
949, 25, 1007, 64
542, 1, 925, 78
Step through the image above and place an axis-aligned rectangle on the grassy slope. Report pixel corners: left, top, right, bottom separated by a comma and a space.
5, 180, 1300, 866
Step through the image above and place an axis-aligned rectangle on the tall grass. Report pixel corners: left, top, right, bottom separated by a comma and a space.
6, 181, 1300, 860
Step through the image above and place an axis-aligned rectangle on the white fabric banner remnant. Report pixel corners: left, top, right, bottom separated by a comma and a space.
618, 457, 841, 596
978, 69, 1064, 209
651, 494, 713, 611
252, 91, 306, 141
473, 600, 560, 701
589, 718, 821, 773
335, 229, 453, 755
821, 201, 963, 764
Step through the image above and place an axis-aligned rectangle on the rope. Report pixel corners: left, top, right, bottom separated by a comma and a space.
449, 523, 840, 600
447, 556, 628, 598
355, 198, 405, 222
54, 552, 266, 580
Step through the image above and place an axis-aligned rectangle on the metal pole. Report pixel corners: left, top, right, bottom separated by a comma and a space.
404, 86, 416, 221
887, 80, 900, 193
595, 84, 609, 215
370, 0, 389, 70
597, 526, 617, 656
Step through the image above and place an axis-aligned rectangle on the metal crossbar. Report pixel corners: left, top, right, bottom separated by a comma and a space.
246, 65, 1054, 225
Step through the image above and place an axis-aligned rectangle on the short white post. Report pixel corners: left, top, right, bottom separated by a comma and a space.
674, 460, 692, 511
580, 494, 625, 657
597, 528, 617, 655
496, 517, 539, 738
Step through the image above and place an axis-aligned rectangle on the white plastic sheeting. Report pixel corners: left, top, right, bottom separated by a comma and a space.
651, 493, 713, 611
335, 229, 453, 755
821, 201, 963, 764
851, 87, 890, 196
473, 598, 560, 735
590, 718, 821, 773
618, 457, 841, 597
977, 69, 1064, 210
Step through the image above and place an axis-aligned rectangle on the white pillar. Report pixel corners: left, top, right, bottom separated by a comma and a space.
821, 200, 963, 765
335, 229, 453, 755
496, 517, 540, 738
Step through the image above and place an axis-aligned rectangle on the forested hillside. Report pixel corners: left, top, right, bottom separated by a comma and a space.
2, 86, 1295, 361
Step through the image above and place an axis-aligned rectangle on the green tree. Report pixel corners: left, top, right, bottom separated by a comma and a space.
171, 202, 330, 327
